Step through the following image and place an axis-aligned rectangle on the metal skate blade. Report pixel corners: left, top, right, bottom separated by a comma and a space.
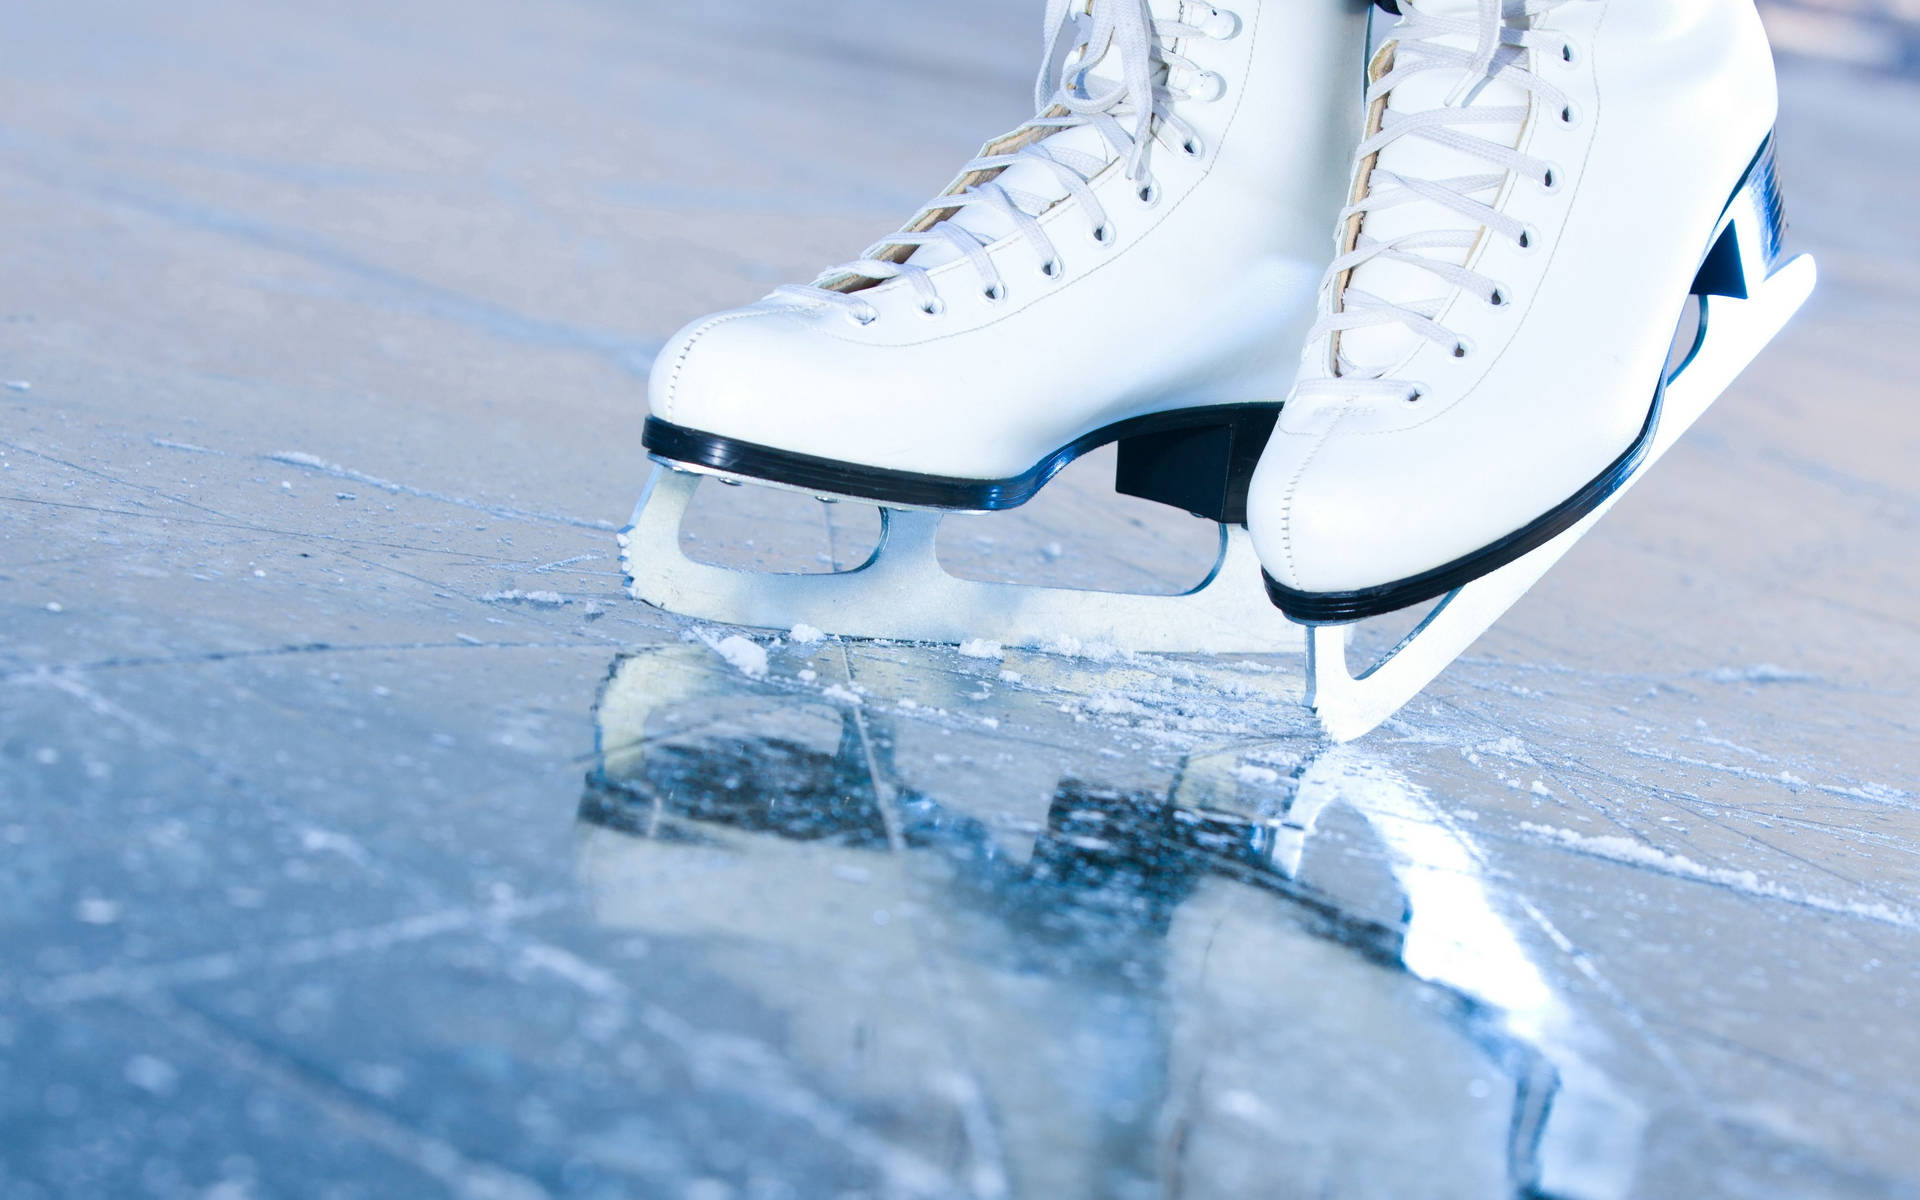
1306, 254, 1818, 742
620, 466, 1307, 655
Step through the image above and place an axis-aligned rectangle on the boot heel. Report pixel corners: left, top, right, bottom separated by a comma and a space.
1691, 134, 1788, 300
1113, 404, 1280, 525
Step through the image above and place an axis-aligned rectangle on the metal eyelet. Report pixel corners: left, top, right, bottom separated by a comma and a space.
1539, 166, 1561, 192
1516, 224, 1540, 252
1134, 180, 1160, 208
1187, 71, 1227, 103
1090, 223, 1116, 247
1039, 258, 1064, 281
1560, 41, 1579, 66
1404, 385, 1426, 405
1452, 338, 1476, 360
982, 282, 1007, 303
1200, 8, 1241, 40
1488, 287, 1509, 308
919, 297, 947, 318
847, 304, 879, 327
1182, 136, 1204, 159
1559, 103, 1579, 127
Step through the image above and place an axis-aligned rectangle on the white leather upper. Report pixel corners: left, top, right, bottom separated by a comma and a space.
650, 0, 1369, 481
1250, 0, 1780, 594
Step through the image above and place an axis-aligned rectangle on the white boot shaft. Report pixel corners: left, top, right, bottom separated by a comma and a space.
1251, 0, 1782, 598
648, 0, 1369, 487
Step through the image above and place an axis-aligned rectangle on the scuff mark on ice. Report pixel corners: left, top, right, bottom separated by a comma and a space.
1518, 823, 1918, 930
482, 589, 569, 607
268, 451, 616, 531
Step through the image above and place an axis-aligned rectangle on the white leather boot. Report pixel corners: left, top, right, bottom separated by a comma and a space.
645, 0, 1368, 519
1247, 0, 1816, 740
1251, 0, 1786, 617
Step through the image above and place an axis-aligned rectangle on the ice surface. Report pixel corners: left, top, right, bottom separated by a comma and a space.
1, 1, 1917, 1197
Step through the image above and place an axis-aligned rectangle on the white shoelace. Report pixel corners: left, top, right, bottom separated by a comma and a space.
1301, 0, 1579, 400
772, 0, 1231, 324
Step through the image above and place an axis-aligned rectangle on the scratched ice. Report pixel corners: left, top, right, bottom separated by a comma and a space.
2, 1, 1917, 1197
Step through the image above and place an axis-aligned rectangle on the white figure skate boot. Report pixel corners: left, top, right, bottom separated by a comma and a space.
624, 0, 1369, 653
1247, 0, 1817, 739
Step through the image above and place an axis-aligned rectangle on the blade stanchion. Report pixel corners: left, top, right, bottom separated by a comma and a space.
621, 467, 1307, 655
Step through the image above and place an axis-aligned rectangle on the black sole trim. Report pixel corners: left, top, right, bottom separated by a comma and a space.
643, 404, 1281, 520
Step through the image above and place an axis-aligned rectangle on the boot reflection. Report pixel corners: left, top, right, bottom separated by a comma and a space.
577, 643, 1592, 1199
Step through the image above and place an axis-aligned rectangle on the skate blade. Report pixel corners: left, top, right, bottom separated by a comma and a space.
1305, 253, 1818, 743
620, 468, 1307, 655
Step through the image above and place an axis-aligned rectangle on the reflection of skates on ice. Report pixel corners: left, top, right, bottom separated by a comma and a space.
1247, 0, 1815, 739
623, 0, 1369, 653
579, 642, 1645, 1198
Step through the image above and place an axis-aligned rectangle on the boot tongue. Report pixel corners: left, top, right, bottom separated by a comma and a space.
903, 0, 1184, 272
1335, 1, 1529, 376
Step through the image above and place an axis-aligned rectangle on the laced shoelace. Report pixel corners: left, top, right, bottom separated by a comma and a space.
1300, 0, 1580, 401
771, 0, 1232, 325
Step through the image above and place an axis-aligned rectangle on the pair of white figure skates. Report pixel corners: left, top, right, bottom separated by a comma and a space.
622, 0, 1817, 740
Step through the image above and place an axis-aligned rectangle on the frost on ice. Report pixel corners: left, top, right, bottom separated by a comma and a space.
1520, 823, 1918, 930
708, 635, 768, 680
1705, 663, 1814, 684
482, 589, 568, 607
